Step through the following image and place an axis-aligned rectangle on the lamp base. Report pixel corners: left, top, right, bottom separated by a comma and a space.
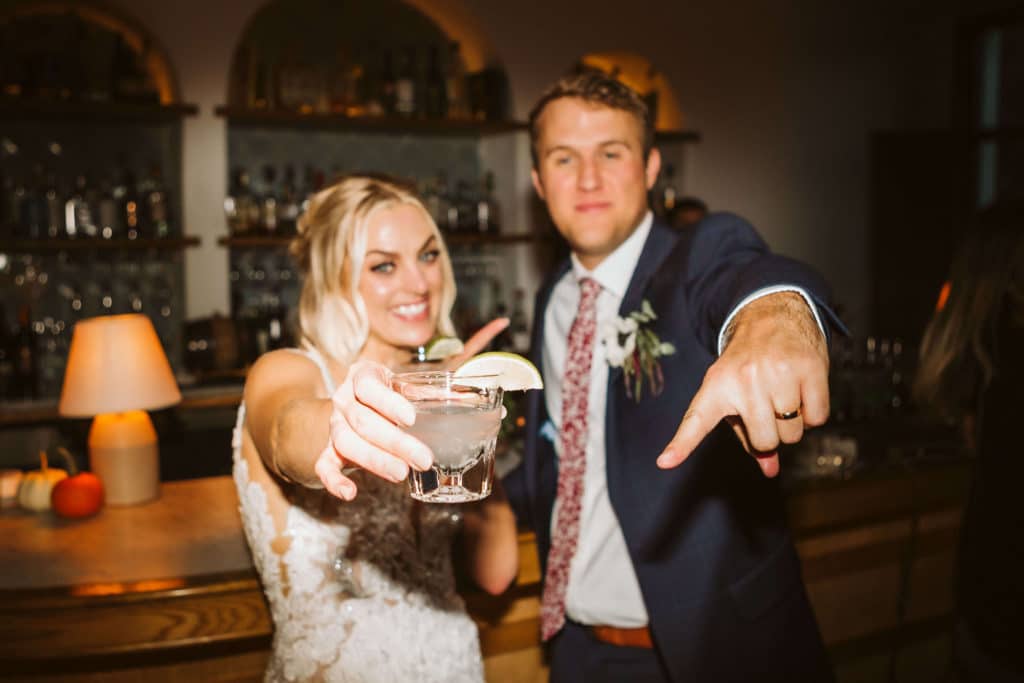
89, 410, 160, 506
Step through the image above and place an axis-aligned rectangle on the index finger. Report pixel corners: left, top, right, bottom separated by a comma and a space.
450, 317, 511, 367
656, 382, 731, 469
346, 363, 415, 427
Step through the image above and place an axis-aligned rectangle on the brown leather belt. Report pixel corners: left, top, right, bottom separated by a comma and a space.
589, 624, 654, 649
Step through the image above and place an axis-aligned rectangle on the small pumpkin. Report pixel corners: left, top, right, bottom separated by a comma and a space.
17, 450, 68, 511
51, 447, 104, 519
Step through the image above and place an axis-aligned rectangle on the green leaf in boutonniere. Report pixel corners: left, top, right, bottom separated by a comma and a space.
601, 299, 676, 401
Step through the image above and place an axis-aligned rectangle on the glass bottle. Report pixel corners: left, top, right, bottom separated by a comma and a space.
476, 171, 501, 234
14, 305, 36, 400
141, 164, 170, 238
424, 45, 447, 119
445, 42, 468, 120
64, 174, 97, 239
277, 164, 301, 235
510, 288, 530, 353
260, 165, 279, 233
395, 46, 416, 117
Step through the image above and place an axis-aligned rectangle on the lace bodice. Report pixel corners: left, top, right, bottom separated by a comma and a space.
232, 348, 485, 682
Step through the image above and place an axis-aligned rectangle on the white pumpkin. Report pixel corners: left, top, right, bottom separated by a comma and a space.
18, 451, 68, 512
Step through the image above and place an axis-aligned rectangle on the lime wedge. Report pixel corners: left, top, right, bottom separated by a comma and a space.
423, 336, 464, 361
454, 352, 544, 391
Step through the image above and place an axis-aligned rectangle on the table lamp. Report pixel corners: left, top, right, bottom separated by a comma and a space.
59, 314, 181, 505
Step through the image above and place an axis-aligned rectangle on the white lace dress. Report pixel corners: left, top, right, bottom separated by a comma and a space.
232, 348, 485, 683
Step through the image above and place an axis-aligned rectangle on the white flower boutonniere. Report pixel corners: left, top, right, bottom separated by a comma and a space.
601, 300, 676, 401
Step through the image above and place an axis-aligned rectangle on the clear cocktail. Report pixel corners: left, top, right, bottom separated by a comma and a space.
391, 370, 503, 503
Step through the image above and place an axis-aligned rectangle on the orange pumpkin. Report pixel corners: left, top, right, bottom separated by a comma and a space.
50, 448, 105, 519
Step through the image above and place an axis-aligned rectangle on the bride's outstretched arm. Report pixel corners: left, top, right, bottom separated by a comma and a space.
244, 350, 431, 497
461, 480, 519, 595
244, 350, 334, 488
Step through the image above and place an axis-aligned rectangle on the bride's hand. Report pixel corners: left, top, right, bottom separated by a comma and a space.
314, 360, 433, 501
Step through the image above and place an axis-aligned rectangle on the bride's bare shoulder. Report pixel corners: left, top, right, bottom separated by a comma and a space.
244, 349, 327, 402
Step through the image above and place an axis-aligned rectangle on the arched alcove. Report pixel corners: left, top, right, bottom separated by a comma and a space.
0, 0, 182, 104
580, 51, 685, 131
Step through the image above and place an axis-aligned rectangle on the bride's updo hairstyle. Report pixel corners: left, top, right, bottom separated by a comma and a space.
290, 174, 457, 366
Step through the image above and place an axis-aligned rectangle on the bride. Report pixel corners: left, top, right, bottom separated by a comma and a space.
233, 175, 518, 682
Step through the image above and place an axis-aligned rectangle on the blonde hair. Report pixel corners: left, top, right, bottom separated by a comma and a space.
913, 204, 1024, 420
290, 174, 456, 367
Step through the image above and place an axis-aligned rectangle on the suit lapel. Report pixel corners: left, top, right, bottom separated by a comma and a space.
609, 219, 682, 386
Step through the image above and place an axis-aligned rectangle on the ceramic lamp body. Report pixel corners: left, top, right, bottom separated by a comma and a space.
89, 411, 159, 505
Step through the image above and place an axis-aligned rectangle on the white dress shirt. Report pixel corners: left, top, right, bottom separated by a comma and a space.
542, 211, 824, 627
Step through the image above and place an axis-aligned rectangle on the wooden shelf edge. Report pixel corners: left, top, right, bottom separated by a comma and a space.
218, 233, 541, 248
214, 105, 527, 136
0, 236, 201, 252
0, 385, 241, 427
0, 100, 199, 122
655, 129, 702, 143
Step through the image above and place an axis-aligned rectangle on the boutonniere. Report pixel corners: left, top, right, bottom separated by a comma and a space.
601, 300, 676, 401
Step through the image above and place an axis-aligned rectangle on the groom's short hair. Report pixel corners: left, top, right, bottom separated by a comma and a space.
528, 67, 655, 169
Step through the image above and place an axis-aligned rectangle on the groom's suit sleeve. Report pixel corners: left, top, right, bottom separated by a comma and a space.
682, 212, 847, 354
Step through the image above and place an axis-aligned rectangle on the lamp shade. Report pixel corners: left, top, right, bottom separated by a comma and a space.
59, 314, 181, 417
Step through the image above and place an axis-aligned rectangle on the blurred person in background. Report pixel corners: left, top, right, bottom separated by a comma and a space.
914, 202, 1024, 683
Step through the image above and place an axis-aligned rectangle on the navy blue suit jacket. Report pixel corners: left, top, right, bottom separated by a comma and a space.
504, 213, 838, 682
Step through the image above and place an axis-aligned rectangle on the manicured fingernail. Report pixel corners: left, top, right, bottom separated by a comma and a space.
656, 451, 671, 468
339, 481, 356, 500
399, 404, 416, 427
391, 462, 410, 482
754, 450, 778, 460
415, 447, 433, 472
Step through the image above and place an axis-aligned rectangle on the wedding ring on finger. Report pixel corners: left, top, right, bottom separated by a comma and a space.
774, 407, 802, 421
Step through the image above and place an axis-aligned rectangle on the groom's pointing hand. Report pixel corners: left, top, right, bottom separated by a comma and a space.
655, 292, 830, 478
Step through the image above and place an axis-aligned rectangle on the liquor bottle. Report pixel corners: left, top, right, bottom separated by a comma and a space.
361, 41, 384, 116
424, 45, 447, 119
379, 48, 397, 115
277, 164, 301, 235
42, 170, 64, 238
328, 47, 351, 115
250, 56, 274, 110
510, 288, 530, 353
226, 167, 253, 234
120, 169, 141, 239
19, 165, 46, 239
395, 47, 416, 117
0, 172, 17, 239
96, 175, 122, 239
888, 338, 909, 415
14, 306, 36, 400
444, 42, 468, 120
141, 164, 171, 238
64, 174, 97, 239
476, 171, 501, 234
0, 305, 14, 400
259, 165, 279, 233
455, 180, 476, 233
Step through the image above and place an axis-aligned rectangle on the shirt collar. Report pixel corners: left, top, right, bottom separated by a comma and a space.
570, 211, 653, 299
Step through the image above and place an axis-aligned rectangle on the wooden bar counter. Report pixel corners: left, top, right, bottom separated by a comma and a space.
0, 459, 970, 683
0, 477, 545, 683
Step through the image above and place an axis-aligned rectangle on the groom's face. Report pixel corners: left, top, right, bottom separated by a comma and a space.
531, 96, 661, 271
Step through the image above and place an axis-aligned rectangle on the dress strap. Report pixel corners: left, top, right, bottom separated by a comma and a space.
285, 347, 338, 395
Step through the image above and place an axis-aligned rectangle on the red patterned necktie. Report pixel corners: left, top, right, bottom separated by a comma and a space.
541, 276, 602, 641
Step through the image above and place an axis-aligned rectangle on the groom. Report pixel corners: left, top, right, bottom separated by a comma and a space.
503, 69, 840, 682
